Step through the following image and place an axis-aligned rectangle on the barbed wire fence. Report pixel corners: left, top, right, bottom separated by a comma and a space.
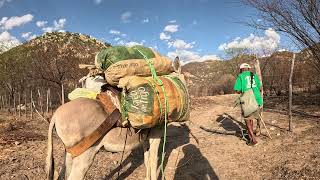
0, 85, 70, 121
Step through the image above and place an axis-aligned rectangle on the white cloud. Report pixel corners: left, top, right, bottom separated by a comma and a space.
114, 37, 120, 41
121, 33, 127, 37
164, 24, 178, 33
117, 40, 125, 45
199, 55, 220, 61
150, 45, 158, 50
0, 31, 19, 42
125, 41, 143, 47
115, 39, 144, 47
28, 34, 36, 40
0, 14, 33, 30
0, 31, 21, 52
159, 32, 171, 40
142, 18, 149, 23
109, 29, 121, 35
21, 32, 31, 38
277, 48, 288, 52
167, 49, 220, 63
121, 11, 132, 23
169, 39, 195, 49
169, 20, 176, 23
94, 0, 102, 4
41, 18, 66, 33
218, 28, 280, 54
168, 50, 199, 62
21, 32, 36, 40
0, 0, 12, 8
36, 21, 47, 27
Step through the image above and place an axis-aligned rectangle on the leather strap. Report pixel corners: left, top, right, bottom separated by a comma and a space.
66, 109, 120, 157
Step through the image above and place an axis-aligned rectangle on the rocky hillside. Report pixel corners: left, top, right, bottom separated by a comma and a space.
0, 32, 110, 99
182, 51, 319, 97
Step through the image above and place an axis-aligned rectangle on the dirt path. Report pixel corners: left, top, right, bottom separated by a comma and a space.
0, 94, 319, 179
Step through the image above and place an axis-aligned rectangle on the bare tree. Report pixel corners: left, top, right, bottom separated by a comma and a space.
242, 0, 320, 75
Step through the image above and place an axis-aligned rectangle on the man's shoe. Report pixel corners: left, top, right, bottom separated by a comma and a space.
254, 128, 261, 136
246, 140, 258, 146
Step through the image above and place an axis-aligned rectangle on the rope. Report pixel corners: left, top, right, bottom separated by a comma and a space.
134, 48, 168, 179
117, 128, 129, 178
31, 101, 49, 123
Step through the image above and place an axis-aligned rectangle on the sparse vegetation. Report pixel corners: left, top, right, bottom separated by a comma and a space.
183, 50, 320, 97
0, 32, 110, 103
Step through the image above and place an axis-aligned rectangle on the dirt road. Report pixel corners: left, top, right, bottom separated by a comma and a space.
0, 94, 319, 179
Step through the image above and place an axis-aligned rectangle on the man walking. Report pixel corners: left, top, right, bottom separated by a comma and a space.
234, 63, 263, 146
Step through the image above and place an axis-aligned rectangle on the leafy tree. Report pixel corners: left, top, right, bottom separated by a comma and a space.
243, 0, 320, 74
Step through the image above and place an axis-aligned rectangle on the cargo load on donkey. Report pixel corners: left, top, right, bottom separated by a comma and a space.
69, 45, 189, 129
95, 45, 174, 85
63, 45, 189, 166
118, 74, 190, 129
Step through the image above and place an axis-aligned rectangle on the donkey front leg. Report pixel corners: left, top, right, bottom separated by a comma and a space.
149, 136, 161, 180
145, 127, 163, 180
143, 142, 151, 180
67, 146, 99, 180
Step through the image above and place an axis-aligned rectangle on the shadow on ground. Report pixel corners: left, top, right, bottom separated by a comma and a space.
103, 124, 218, 179
173, 143, 219, 180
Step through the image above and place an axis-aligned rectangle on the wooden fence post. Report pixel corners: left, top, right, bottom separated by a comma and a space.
49, 88, 52, 115
13, 94, 16, 116
289, 54, 296, 132
38, 89, 43, 115
8, 95, 11, 114
2, 95, 4, 109
18, 93, 21, 117
61, 84, 65, 105
4, 93, 6, 109
2, 96, 4, 111
25, 92, 27, 118
255, 57, 263, 99
0, 96, 2, 111
46, 88, 49, 114
30, 90, 33, 119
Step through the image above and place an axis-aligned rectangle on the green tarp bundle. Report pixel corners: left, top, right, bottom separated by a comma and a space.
95, 45, 155, 70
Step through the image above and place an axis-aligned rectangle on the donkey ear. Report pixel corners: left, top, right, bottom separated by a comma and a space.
173, 56, 181, 74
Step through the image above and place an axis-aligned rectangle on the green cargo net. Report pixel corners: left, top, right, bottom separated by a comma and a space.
134, 48, 169, 179
96, 45, 155, 70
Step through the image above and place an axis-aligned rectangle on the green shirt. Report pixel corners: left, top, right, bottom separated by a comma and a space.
234, 71, 263, 106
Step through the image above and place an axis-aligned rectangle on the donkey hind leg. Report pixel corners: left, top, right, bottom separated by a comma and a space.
143, 141, 151, 180
145, 128, 162, 180
67, 145, 100, 180
64, 153, 73, 179
57, 151, 73, 180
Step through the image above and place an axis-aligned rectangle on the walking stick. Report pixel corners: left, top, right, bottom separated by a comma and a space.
258, 113, 272, 139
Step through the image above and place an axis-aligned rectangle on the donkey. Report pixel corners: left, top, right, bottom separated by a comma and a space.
46, 97, 163, 180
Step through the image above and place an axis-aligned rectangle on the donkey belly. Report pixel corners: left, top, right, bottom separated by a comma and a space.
101, 127, 147, 152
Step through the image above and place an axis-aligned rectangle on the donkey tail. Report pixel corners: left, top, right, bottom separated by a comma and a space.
46, 117, 56, 180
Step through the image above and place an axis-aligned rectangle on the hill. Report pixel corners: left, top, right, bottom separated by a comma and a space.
0, 32, 110, 100
182, 51, 319, 97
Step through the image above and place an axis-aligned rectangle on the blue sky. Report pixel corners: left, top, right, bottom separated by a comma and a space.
0, 0, 292, 62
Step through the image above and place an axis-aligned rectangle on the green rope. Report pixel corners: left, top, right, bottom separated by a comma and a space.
134, 48, 168, 179
146, 79, 163, 125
